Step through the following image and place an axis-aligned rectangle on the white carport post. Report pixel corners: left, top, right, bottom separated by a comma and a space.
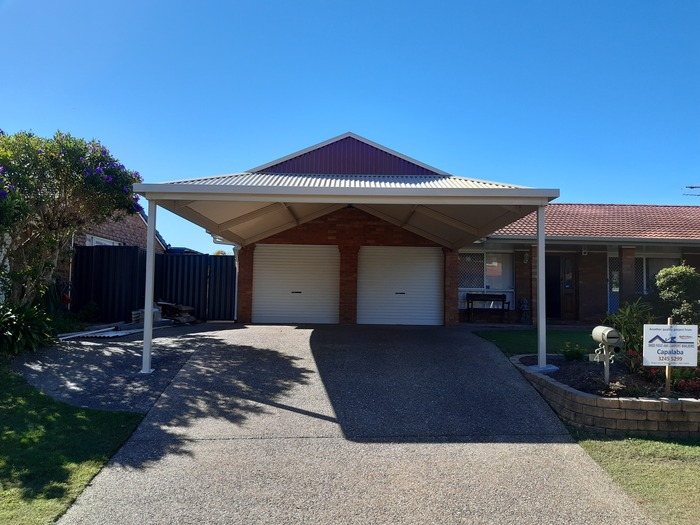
536, 205, 548, 368
141, 199, 157, 374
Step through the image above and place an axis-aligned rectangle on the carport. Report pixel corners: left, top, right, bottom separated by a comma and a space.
134, 133, 558, 372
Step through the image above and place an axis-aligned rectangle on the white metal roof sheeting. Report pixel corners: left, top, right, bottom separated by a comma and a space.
168, 172, 525, 190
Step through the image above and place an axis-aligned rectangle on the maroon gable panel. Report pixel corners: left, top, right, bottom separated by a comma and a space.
259, 136, 440, 175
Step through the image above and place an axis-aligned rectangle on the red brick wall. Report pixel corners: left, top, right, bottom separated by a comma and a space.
339, 244, 360, 324
443, 248, 458, 325
530, 246, 540, 323
74, 212, 166, 253
236, 244, 256, 324
578, 251, 608, 322
514, 249, 533, 323
55, 213, 165, 280
236, 207, 458, 325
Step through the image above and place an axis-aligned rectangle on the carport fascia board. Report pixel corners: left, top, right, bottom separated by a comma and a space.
135, 183, 559, 206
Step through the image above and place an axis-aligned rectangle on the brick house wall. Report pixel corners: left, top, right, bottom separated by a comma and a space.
577, 251, 608, 323
514, 249, 532, 323
74, 212, 166, 253
55, 212, 165, 280
236, 206, 459, 325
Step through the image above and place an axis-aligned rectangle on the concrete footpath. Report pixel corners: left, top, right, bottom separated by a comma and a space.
14, 324, 655, 524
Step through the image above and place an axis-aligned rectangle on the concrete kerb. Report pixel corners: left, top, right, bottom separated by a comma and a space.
511, 354, 700, 438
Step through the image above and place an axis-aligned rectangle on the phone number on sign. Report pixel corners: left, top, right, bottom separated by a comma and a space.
656, 355, 685, 362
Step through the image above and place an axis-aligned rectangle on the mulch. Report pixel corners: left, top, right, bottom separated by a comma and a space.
519, 354, 700, 399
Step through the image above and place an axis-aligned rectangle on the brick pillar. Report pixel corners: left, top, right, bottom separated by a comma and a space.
339, 243, 359, 324
619, 246, 636, 305
236, 244, 256, 323
443, 248, 459, 326
514, 250, 532, 324
529, 245, 538, 324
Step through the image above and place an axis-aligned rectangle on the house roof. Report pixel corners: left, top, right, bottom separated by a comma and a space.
135, 133, 558, 249
491, 204, 700, 243
138, 209, 168, 250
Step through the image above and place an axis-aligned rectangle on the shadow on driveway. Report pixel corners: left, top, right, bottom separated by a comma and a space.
15, 323, 570, 473
309, 325, 568, 442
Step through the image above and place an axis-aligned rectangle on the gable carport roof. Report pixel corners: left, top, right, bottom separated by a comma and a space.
133, 132, 559, 373
135, 176, 558, 249
134, 133, 559, 250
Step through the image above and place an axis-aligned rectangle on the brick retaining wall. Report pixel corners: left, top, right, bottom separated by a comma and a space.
512, 355, 700, 438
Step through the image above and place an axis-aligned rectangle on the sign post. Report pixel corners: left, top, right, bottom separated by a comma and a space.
643, 320, 698, 396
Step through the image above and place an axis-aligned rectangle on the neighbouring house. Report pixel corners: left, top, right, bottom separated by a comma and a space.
75, 210, 168, 252
53, 210, 167, 282
460, 204, 700, 324
45, 210, 168, 320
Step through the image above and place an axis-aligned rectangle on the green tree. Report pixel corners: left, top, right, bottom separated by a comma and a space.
0, 129, 143, 304
654, 263, 700, 325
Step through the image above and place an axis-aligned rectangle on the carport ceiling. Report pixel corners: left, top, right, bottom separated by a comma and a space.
136, 178, 558, 249
134, 133, 559, 249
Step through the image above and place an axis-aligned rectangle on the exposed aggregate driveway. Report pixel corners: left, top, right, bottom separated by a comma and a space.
15, 324, 655, 524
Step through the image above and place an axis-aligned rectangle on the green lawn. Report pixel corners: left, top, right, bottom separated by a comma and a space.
476, 329, 700, 525
576, 431, 700, 525
0, 359, 142, 525
474, 327, 593, 357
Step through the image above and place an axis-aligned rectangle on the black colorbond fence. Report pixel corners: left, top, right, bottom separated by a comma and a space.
72, 246, 236, 323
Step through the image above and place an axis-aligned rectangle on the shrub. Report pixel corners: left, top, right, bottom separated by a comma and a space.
670, 366, 700, 394
561, 342, 588, 361
604, 298, 655, 374
654, 263, 700, 325
0, 302, 55, 354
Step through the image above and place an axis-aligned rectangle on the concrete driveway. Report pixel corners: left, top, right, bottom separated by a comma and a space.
16, 324, 654, 524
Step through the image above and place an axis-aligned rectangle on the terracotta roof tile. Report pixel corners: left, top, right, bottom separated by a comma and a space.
492, 204, 700, 241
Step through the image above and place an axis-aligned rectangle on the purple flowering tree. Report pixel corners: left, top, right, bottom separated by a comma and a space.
0, 130, 143, 305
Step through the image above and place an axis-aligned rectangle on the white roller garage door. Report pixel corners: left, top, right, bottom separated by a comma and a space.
357, 246, 443, 325
252, 244, 340, 324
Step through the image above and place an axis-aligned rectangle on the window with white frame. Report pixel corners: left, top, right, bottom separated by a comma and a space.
458, 252, 514, 309
86, 235, 122, 247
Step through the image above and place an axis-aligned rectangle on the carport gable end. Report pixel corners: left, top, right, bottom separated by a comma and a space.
134, 132, 558, 372
135, 133, 558, 251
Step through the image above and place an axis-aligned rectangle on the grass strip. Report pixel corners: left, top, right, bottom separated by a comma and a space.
0, 360, 142, 525
474, 328, 593, 357
574, 431, 700, 525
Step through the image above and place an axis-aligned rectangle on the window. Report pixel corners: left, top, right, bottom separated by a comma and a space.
608, 255, 680, 312
644, 257, 680, 294
86, 235, 122, 247
458, 253, 484, 288
458, 252, 514, 308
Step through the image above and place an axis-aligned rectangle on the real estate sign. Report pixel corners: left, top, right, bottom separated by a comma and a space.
643, 324, 698, 367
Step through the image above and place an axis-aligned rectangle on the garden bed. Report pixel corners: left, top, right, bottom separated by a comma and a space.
519, 354, 700, 399
514, 355, 700, 438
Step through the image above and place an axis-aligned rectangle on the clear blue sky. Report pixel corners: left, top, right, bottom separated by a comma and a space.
2, 0, 698, 254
